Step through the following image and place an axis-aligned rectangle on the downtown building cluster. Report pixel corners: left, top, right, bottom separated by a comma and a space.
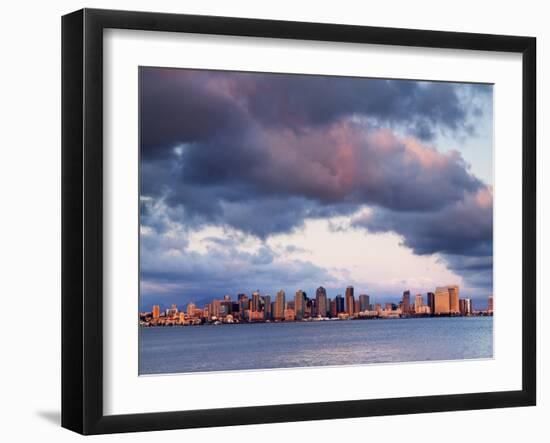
139, 285, 494, 326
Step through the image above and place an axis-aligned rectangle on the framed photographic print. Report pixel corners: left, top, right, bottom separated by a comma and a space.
61, 8, 536, 435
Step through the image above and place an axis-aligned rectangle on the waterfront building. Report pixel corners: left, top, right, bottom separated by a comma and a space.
448, 285, 460, 314
152, 304, 160, 320
316, 286, 328, 317
251, 291, 262, 312
415, 294, 423, 313
186, 302, 196, 317
402, 290, 411, 314
295, 290, 305, 320
212, 299, 222, 318
459, 298, 472, 316
427, 292, 435, 315
231, 302, 240, 317
488, 295, 494, 313
221, 300, 232, 316
434, 287, 450, 315
335, 294, 345, 313
167, 304, 178, 318
263, 295, 271, 320
275, 290, 286, 320
284, 308, 296, 322
238, 293, 250, 313
359, 294, 370, 312
345, 286, 355, 315
305, 298, 314, 318
329, 299, 337, 317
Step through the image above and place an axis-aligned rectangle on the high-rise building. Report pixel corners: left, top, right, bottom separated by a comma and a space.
434, 287, 450, 315
305, 298, 314, 318
427, 292, 435, 315
168, 304, 178, 318
402, 290, 411, 314
316, 287, 328, 317
221, 300, 232, 316
448, 285, 460, 314
231, 302, 240, 317
263, 295, 271, 319
359, 294, 370, 312
329, 299, 337, 317
223, 294, 231, 302
415, 294, 423, 313
345, 286, 355, 315
152, 305, 160, 320
335, 294, 345, 313
488, 295, 494, 313
212, 299, 222, 318
275, 290, 286, 320
238, 293, 249, 313
459, 298, 472, 316
186, 302, 196, 317
251, 291, 262, 312
295, 290, 305, 320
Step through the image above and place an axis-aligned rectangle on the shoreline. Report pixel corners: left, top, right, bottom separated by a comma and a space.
139, 313, 493, 328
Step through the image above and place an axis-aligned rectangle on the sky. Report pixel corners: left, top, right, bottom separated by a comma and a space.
139, 67, 493, 311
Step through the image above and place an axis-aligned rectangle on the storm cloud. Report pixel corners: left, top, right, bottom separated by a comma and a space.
139, 67, 493, 305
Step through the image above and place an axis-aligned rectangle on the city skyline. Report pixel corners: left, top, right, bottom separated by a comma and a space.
140, 283, 494, 325
140, 67, 493, 311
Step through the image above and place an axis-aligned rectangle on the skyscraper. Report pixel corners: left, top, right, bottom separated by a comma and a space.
335, 294, 345, 313
434, 287, 450, 315
212, 299, 222, 318
459, 298, 472, 316
402, 290, 411, 314
238, 293, 249, 314
263, 295, 271, 320
152, 304, 160, 320
168, 304, 178, 318
359, 294, 370, 312
329, 299, 337, 317
186, 302, 196, 317
316, 286, 328, 317
415, 294, 423, 312
345, 286, 355, 315
427, 292, 435, 315
488, 295, 494, 313
295, 290, 305, 320
447, 285, 460, 314
275, 290, 286, 320
251, 290, 262, 312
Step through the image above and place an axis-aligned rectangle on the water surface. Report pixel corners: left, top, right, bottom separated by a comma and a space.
139, 316, 493, 375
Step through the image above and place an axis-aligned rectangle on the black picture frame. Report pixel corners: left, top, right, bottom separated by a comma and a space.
61, 8, 536, 435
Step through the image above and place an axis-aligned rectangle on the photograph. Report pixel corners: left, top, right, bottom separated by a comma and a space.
138, 67, 495, 375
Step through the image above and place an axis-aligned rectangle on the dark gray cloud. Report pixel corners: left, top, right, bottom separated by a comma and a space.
139, 67, 493, 303
352, 187, 493, 257
141, 120, 484, 238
